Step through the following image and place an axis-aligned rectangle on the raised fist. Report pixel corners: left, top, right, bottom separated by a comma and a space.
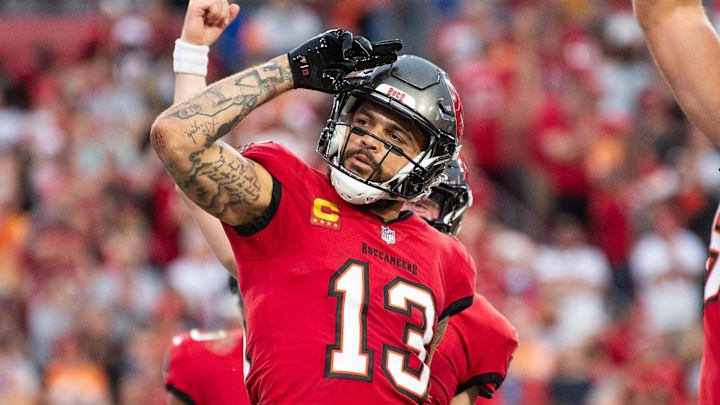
180, 0, 240, 47
288, 29, 403, 94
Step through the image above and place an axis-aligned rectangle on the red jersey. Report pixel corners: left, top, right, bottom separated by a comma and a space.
221, 142, 476, 404
701, 204, 720, 405
426, 294, 518, 405
164, 329, 250, 405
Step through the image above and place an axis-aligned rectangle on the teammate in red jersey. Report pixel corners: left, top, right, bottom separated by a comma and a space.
405, 159, 473, 237
633, 0, 720, 402
408, 160, 518, 405
153, 1, 475, 403
427, 294, 518, 405
164, 277, 249, 405
164, 328, 248, 405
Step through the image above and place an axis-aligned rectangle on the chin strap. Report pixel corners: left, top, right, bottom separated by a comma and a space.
330, 167, 388, 204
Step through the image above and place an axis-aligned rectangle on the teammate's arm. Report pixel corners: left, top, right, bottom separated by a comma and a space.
171, 0, 236, 103
634, 0, 720, 146
168, 394, 189, 405
171, 0, 239, 276
177, 185, 238, 276
450, 387, 479, 405
428, 317, 449, 364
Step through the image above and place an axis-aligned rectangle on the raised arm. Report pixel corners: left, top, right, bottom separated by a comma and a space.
173, 0, 241, 104
170, 0, 240, 276
634, 0, 720, 146
176, 185, 238, 277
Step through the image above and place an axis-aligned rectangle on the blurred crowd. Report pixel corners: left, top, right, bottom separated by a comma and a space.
0, 0, 717, 404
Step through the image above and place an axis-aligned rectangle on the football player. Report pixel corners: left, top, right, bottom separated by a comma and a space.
164, 278, 249, 405
633, 0, 720, 403
179, 158, 516, 405
152, 1, 476, 403
408, 161, 518, 405
173, 163, 515, 405
405, 159, 473, 237
426, 294, 518, 405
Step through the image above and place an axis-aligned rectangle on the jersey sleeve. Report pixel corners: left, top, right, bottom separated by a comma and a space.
221, 141, 314, 260
455, 295, 519, 399
164, 334, 200, 405
438, 240, 477, 320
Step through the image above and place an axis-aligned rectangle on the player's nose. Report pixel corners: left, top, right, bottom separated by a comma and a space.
358, 128, 382, 152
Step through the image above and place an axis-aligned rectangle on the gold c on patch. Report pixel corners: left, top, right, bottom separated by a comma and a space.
310, 198, 341, 230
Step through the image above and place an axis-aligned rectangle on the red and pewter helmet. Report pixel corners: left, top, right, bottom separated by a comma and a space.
317, 55, 464, 204
425, 159, 473, 236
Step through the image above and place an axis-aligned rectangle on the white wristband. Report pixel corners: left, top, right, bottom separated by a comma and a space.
173, 39, 210, 76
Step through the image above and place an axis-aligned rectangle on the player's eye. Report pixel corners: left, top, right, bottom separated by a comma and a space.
388, 133, 405, 145
354, 118, 370, 128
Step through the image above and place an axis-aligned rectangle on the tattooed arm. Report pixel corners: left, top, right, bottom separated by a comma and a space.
152, 21, 401, 226
151, 55, 294, 226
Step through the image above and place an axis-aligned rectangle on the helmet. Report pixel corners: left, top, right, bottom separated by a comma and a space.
424, 159, 473, 236
317, 55, 464, 204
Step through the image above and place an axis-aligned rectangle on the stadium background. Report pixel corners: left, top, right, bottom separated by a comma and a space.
0, 0, 715, 404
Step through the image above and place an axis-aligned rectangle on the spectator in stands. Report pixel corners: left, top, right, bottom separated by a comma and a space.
630, 201, 705, 334
167, 221, 229, 328
44, 332, 112, 405
0, 302, 39, 405
533, 214, 612, 350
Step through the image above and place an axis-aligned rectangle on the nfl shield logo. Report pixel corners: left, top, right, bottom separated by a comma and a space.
381, 226, 396, 245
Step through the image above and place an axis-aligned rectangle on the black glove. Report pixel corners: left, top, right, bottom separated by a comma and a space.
288, 29, 403, 94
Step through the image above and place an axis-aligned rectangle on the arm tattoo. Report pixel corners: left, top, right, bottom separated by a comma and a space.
166, 141, 263, 218
163, 60, 291, 145
154, 57, 292, 220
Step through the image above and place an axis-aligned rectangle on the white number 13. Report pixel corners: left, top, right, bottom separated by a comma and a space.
325, 259, 436, 402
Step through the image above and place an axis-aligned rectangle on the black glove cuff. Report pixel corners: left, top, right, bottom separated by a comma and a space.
288, 52, 310, 89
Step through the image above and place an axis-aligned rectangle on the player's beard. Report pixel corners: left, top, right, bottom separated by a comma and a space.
341, 148, 393, 183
